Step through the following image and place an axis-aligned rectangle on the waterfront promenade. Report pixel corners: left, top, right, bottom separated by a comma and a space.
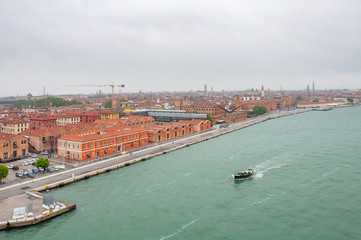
0, 108, 310, 229
0, 108, 309, 199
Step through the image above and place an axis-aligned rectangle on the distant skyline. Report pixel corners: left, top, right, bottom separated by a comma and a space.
1, 0, 361, 97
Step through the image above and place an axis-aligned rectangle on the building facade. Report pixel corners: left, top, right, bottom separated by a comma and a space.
21, 128, 58, 153
99, 110, 119, 120
55, 113, 81, 126
57, 126, 149, 161
0, 133, 28, 160
0, 117, 29, 135
29, 115, 57, 130
79, 111, 101, 123
181, 104, 224, 116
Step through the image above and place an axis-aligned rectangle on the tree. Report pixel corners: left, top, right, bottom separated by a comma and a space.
253, 105, 267, 116
347, 97, 354, 104
35, 157, 49, 169
34, 96, 82, 107
14, 99, 34, 108
313, 99, 319, 102
0, 165, 9, 183
105, 99, 112, 108
207, 114, 214, 125
296, 96, 303, 101
119, 98, 127, 102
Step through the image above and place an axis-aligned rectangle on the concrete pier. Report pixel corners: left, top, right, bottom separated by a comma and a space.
0, 191, 76, 230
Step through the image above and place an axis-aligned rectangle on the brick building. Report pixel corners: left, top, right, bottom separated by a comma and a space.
179, 119, 211, 132
21, 128, 58, 153
57, 126, 149, 161
0, 133, 28, 160
181, 104, 224, 116
29, 115, 57, 130
147, 122, 193, 143
79, 111, 101, 123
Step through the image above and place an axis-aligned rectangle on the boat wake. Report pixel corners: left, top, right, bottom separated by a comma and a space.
310, 168, 339, 184
160, 220, 196, 240
254, 164, 283, 179
252, 151, 298, 179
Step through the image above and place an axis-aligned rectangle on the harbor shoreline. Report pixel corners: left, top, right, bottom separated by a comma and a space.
0, 108, 310, 230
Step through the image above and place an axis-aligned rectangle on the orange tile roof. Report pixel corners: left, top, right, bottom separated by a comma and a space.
0, 132, 18, 141
99, 110, 119, 114
21, 128, 49, 137
60, 126, 147, 142
0, 117, 29, 124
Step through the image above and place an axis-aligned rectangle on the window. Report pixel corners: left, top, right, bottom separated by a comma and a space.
105, 140, 108, 144
90, 143, 93, 148
97, 142, 99, 147
85, 144, 87, 149
101, 141, 103, 146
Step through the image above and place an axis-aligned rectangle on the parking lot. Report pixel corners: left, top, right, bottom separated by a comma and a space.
2, 155, 69, 186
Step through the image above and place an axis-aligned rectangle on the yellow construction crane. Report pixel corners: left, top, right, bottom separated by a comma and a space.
65, 83, 125, 109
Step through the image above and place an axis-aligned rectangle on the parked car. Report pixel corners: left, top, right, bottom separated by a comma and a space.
15, 172, 24, 177
41, 151, 48, 155
23, 169, 31, 176
45, 167, 54, 173
37, 167, 44, 172
13, 166, 19, 170
7, 165, 14, 169
30, 154, 38, 158
53, 167, 59, 171
27, 172, 35, 178
32, 168, 39, 173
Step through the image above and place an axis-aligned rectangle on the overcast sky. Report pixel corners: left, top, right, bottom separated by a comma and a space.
1, 0, 361, 97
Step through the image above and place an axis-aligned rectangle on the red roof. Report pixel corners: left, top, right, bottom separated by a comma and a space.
0, 132, 18, 141
59, 126, 147, 142
21, 128, 49, 137
0, 116, 28, 124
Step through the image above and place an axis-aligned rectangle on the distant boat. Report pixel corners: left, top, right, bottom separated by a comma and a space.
232, 167, 254, 180
312, 106, 333, 111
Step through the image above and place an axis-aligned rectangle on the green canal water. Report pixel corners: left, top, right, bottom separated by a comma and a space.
2, 106, 361, 239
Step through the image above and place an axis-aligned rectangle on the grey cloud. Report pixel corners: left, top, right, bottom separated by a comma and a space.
1, 0, 361, 97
